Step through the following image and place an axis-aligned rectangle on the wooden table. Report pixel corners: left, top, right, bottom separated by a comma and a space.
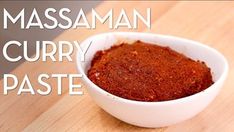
1, 1, 234, 131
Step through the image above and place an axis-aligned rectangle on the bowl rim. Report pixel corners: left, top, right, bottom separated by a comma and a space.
76, 32, 229, 106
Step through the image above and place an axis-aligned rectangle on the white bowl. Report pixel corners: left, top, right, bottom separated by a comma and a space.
76, 32, 228, 128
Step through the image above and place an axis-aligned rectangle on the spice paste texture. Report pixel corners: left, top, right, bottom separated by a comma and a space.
88, 41, 214, 102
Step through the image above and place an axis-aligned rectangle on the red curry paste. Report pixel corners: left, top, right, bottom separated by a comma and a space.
88, 41, 214, 102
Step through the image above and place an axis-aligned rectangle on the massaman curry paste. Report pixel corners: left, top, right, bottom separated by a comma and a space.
88, 41, 214, 102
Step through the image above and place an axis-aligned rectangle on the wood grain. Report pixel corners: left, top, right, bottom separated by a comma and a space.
0, 1, 234, 132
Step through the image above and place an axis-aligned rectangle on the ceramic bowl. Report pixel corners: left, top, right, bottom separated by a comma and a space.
76, 32, 228, 128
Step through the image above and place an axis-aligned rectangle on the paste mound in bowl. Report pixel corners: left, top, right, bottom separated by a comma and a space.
87, 41, 214, 102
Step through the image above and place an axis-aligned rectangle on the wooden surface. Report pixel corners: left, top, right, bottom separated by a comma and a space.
1, 1, 234, 131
